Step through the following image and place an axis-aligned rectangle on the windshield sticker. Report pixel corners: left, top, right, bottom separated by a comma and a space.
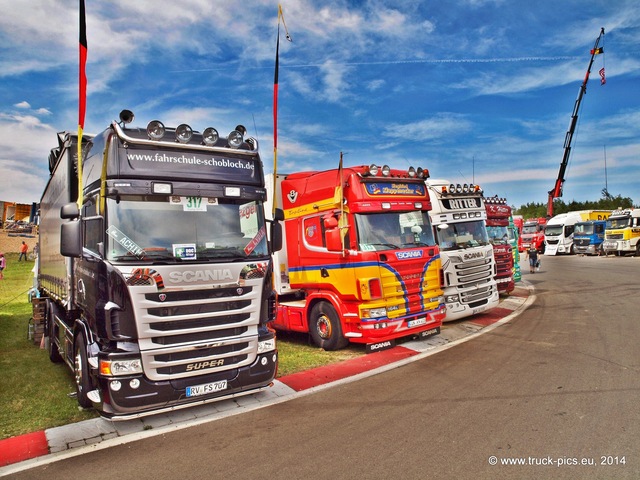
244, 226, 266, 255
173, 243, 197, 260
173, 196, 209, 212
106, 225, 144, 257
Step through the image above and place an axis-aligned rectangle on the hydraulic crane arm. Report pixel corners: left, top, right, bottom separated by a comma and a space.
547, 27, 605, 218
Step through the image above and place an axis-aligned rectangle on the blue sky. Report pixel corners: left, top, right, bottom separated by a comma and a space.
1, 0, 639, 209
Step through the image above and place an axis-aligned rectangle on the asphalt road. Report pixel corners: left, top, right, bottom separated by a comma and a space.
9, 255, 640, 479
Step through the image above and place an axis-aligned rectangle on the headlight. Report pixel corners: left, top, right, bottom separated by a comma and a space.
100, 358, 143, 376
258, 338, 276, 353
362, 307, 387, 319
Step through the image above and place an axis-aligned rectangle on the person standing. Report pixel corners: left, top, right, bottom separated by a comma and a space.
19, 241, 28, 261
526, 244, 539, 273
0, 252, 5, 279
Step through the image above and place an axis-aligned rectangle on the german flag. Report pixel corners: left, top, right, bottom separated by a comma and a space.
590, 47, 603, 55
79, 0, 87, 132
77, 0, 88, 206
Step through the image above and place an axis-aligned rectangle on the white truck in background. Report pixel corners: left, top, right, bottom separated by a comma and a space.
544, 210, 610, 255
425, 180, 499, 321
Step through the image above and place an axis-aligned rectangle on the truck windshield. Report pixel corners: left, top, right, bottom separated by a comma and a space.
522, 224, 540, 234
574, 223, 594, 235
105, 196, 268, 262
607, 217, 630, 229
435, 220, 490, 251
486, 226, 509, 245
356, 211, 436, 251
544, 225, 563, 236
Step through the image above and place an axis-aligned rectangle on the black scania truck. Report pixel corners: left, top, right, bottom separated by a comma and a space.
35, 110, 282, 419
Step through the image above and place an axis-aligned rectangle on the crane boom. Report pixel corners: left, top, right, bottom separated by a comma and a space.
547, 27, 605, 218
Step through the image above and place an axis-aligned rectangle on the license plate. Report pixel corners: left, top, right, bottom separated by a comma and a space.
407, 317, 427, 328
186, 380, 227, 397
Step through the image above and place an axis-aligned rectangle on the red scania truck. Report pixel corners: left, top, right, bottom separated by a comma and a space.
484, 196, 515, 295
267, 165, 445, 352
35, 110, 281, 419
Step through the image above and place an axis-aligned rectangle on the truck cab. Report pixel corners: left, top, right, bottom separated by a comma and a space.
602, 209, 640, 256
426, 180, 499, 321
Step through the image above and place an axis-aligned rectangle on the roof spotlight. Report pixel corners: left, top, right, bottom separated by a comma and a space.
408, 166, 416, 178
381, 165, 391, 176
119, 110, 135, 125
228, 129, 244, 149
235, 125, 247, 136
369, 164, 379, 176
175, 124, 193, 143
202, 127, 219, 146
147, 120, 165, 140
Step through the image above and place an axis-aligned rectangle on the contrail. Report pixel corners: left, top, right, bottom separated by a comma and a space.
171, 56, 578, 73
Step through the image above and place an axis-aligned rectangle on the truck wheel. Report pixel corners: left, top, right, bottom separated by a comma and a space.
47, 303, 63, 363
309, 302, 349, 351
74, 334, 94, 409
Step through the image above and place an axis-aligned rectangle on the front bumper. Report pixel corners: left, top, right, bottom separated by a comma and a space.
93, 350, 278, 420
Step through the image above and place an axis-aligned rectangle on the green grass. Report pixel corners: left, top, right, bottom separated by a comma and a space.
0, 255, 362, 440
0, 253, 97, 440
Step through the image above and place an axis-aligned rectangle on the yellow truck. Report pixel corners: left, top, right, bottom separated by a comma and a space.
602, 209, 640, 256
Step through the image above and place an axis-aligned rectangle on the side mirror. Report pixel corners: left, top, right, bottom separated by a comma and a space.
60, 203, 80, 220
323, 215, 343, 252
271, 222, 283, 253
60, 221, 82, 257
325, 228, 343, 252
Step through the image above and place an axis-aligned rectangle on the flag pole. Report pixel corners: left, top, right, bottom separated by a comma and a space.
273, 4, 291, 214
77, 0, 88, 208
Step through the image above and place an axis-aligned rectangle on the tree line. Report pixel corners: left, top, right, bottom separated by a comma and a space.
513, 193, 636, 220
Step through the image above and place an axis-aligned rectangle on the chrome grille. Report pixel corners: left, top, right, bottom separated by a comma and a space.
128, 273, 263, 382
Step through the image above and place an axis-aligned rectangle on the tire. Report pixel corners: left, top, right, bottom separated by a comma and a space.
74, 334, 94, 409
47, 301, 63, 363
308, 302, 349, 351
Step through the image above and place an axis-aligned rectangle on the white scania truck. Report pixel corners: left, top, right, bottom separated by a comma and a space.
35, 110, 282, 419
425, 180, 499, 321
